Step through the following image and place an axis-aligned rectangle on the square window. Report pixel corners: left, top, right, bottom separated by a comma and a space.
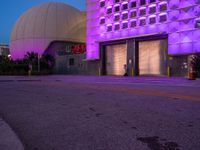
122, 4, 128, 10
149, 6, 156, 14
159, 4, 167, 12
130, 1, 137, 8
159, 15, 167, 22
195, 19, 200, 28
100, 1, 105, 7
149, 0, 156, 3
140, 9, 146, 16
100, 18, 105, 24
114, 0, 120, 3
130, 21, 137, 27
140, 19, 146, 26
107, 7, 112, 14
114, 15, 120, 21
114, 6, 120, 12
122, 22, 128, 29
107, 25, 112, 32
130, 11, 137, 18
149, 17, 156, 24
122, 13, 128, 20
114, 24, 120, 30
140, 0, 146, 6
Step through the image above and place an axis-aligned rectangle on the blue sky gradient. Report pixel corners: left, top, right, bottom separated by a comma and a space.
0, 0, 86, 44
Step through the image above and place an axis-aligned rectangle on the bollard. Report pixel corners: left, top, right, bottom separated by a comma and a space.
98, 67, 101, 76
132, 67, 134, 77
168, 66, 171, 77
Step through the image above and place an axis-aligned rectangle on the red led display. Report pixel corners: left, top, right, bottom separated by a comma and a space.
71, 44, 86, 54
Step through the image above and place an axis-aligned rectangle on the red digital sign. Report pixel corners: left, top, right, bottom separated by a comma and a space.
71, 44, 86, 54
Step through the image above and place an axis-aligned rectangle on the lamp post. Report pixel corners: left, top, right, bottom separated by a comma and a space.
8, 54, 11, 60
38, 54, 41, 73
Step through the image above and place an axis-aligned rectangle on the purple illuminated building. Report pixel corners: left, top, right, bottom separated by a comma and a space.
86, 0, 200, 76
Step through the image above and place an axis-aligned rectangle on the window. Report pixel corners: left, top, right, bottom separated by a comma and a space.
149, 6, 156, 14
159, 15, 167, 22
149, 0, 156, 3
122, 13, 128, 20
130, 20, 137, 27
114, 5, 120, 12
140, 0, 146, 6
140, 9, 146, 16
122, 22, 128, 29
130, 1, 137, 8
114, 0, 120, 3
107, 7, 112, 14
100, 18, 105, 24
114, 24, 120, 30
195, 19, 200, 28
114, 15, 120, 21
159, 3, 167, 12
122, 3, 128, 10
100, 1, 105, 7
149, 17, 156, 24
107, 25, 112, 32
130, 11, 137, 18
69, 58, 74, 66
140, 18, 146, 26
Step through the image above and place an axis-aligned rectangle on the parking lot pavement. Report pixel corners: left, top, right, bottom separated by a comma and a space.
0, 76, 200, 150
0, 118, 24, 150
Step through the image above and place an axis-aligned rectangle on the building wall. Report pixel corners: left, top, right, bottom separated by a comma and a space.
0, 45, 10, 56
87, 0, 200, 60
168, 55, 188, 77
54, 54, 87, 74
45, 41, 87, 74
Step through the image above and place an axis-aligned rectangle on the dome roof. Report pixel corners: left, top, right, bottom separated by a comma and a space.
10, 2, 86, 59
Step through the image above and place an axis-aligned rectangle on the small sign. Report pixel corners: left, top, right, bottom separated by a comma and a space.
57, 43, 86, 56
71, 44, 86, 54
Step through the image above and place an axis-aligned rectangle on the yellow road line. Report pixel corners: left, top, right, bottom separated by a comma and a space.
73, 84, 200, 102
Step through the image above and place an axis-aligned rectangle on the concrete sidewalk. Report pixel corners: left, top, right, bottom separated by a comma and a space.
0, 118, 24, 150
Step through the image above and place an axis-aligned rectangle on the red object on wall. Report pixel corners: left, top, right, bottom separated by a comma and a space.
72, 44, 86, 54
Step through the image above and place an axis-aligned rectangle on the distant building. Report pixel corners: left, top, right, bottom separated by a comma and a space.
0, 44, 10, 57
10, 2, 86, 74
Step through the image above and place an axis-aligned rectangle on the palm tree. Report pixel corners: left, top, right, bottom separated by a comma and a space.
24, 52, 38, 65
41, 54, 55, 70
24, 52, 39, 73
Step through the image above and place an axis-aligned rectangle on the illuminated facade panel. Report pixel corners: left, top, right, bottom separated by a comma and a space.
87, 0, 200, 60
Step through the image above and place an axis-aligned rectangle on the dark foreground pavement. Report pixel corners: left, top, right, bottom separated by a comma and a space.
0, 76, 200, 150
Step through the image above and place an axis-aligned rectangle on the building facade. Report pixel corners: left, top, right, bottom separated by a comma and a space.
45, 41, 87, 74
86, 0, 200, 76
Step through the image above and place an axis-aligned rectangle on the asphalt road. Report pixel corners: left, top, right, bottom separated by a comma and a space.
0, 76, 200, 150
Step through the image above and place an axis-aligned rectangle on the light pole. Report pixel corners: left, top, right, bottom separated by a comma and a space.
8, 54, 11, 60
38, 54, 41, 73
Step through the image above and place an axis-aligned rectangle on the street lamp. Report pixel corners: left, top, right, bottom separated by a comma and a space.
8, 54, 11, 60
38, 54, 41, 73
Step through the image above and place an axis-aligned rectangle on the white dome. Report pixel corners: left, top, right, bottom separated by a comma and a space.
10, 2, 86, 59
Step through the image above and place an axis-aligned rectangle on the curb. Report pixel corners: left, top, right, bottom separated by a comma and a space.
0, 118, 24, 150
